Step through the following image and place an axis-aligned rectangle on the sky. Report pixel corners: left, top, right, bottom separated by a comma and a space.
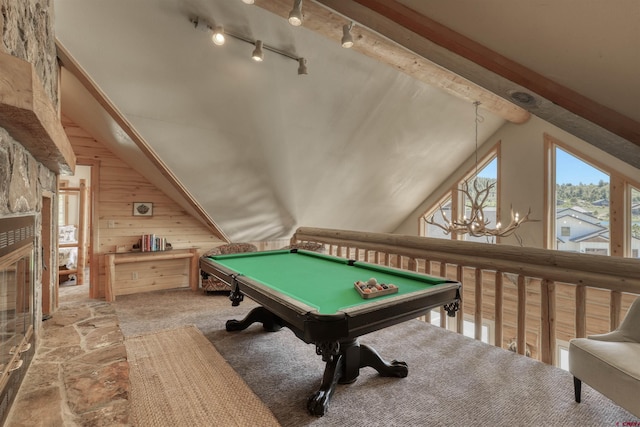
474, 148, 608, 185
555, 148, 608, 185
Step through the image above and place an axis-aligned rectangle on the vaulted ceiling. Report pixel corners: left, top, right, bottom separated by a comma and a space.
54, 0, 640, 242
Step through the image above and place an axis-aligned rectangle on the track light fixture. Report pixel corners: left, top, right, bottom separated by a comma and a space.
297, 58, 308, 75
251, 40, 264, 62
191, 17, 225, 46
191, 16, 307, 75
341, 22, 354, 48
288, 0, 303, 26
212, 25, 225, 46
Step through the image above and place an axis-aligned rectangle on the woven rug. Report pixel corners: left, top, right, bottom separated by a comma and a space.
125, 325, 281, 427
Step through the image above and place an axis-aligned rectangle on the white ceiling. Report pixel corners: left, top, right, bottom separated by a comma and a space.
54, 0, 640, 242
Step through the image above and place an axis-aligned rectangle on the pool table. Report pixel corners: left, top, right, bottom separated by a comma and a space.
199, 249, 461, 416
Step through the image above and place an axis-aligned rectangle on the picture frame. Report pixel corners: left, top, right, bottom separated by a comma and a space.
133, 202, 153, 217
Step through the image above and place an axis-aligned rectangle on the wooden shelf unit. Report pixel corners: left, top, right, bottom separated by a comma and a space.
104, 248, 198, 302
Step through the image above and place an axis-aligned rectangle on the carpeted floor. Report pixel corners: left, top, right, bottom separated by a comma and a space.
115, 288, 640, 426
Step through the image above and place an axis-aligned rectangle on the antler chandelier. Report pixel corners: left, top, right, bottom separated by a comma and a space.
425, 102, 535, 242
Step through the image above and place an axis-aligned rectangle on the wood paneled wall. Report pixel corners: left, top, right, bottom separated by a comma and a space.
62, 117, 225, 298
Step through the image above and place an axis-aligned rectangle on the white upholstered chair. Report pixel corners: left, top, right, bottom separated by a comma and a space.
569, 297, 640, 417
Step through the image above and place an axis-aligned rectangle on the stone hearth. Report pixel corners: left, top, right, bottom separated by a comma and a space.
6, 300, 130, 426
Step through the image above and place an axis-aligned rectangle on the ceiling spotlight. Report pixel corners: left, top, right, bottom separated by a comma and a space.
242, 0, 255, 4
252, 40, 264, 62
288, 0, 303, 26
212, 25, 225, 46
297, 58, 308, 75
341, 22, 354, 48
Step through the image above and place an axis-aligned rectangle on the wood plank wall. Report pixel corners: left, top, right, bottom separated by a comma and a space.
62, 116, 225, 298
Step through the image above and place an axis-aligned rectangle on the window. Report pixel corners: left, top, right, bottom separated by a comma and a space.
557, 340, 570, 371
554, 147, 610, 255
462, 158, 498, 243
422, 147, 499, 242
424, 196, 453, 240
548, 136, 640, 257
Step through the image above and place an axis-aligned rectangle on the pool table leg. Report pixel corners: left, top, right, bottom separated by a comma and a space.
357, 343, 408, 379
307, 339, 408, 416
225, 307, 284, 332
307, 353, 344, 416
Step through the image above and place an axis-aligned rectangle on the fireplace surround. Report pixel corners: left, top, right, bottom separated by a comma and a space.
0, 216, 36, 425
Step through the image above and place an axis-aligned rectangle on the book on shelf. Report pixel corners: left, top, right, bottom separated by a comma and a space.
137, 234, 171, 252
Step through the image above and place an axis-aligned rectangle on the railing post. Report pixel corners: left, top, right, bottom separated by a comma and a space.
517, 275, 526, 356
576, 285, 587, 338
456, 265, 464, 334
475, 268, 483, 341
540, 279, 556, 365
610, 290, 621, 330
494, 271, 503, 348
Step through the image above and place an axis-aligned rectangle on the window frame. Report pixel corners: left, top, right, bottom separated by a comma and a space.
545, 134, 640, 257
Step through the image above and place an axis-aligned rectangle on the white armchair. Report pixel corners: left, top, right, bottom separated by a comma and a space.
569, 297, 640, 417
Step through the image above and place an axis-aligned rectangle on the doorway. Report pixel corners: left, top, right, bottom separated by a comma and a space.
57, 164, 93, 304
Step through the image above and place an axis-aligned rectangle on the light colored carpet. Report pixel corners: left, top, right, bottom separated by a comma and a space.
125, 324, 281, 427
116, 289, 640, 426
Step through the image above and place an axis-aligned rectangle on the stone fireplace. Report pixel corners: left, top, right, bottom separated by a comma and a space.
0, 0, 76, 422
0, 215, 36, 424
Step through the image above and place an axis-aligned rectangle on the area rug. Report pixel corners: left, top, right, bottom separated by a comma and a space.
125, 325, 280, 427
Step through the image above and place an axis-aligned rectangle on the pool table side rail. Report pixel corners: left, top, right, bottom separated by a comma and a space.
199, 255, 344, 327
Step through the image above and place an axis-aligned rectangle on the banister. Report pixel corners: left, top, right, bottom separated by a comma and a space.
293, 227, 640, 294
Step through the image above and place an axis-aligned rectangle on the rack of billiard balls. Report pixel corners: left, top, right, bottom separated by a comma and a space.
354, 278, 398, 299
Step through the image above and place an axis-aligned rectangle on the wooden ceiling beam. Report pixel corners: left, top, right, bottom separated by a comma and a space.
343, 0, 640, 146
253, 0, 530, 124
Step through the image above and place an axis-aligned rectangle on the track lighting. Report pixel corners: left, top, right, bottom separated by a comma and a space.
212, 25, 225, 46
191, 16, 307, 75
252, 40, 264, 62
297, 58, 308, 75
341, 22, 354, 48
288, 0, 303, 26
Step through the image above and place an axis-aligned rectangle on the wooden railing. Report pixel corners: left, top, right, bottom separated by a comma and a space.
289, 227, 640, 365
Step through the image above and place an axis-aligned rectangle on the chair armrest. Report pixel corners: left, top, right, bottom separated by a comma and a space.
587, 330, 631, 342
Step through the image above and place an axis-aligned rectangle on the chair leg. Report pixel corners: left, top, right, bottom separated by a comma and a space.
573, 377, 582, 403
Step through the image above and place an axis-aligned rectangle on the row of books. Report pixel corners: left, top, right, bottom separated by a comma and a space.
138, 234, 170, 252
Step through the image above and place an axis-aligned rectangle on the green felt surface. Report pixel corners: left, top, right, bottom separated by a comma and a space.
207, 250, 449, 314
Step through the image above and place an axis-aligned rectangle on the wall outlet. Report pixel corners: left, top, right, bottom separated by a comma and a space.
131, 272, 138, 280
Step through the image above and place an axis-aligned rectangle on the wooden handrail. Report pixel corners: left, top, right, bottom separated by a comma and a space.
293, 227, 640, 293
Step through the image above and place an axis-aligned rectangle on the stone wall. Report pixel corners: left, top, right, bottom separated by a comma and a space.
0, 0, 59, 338
1, 0, 59, 107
